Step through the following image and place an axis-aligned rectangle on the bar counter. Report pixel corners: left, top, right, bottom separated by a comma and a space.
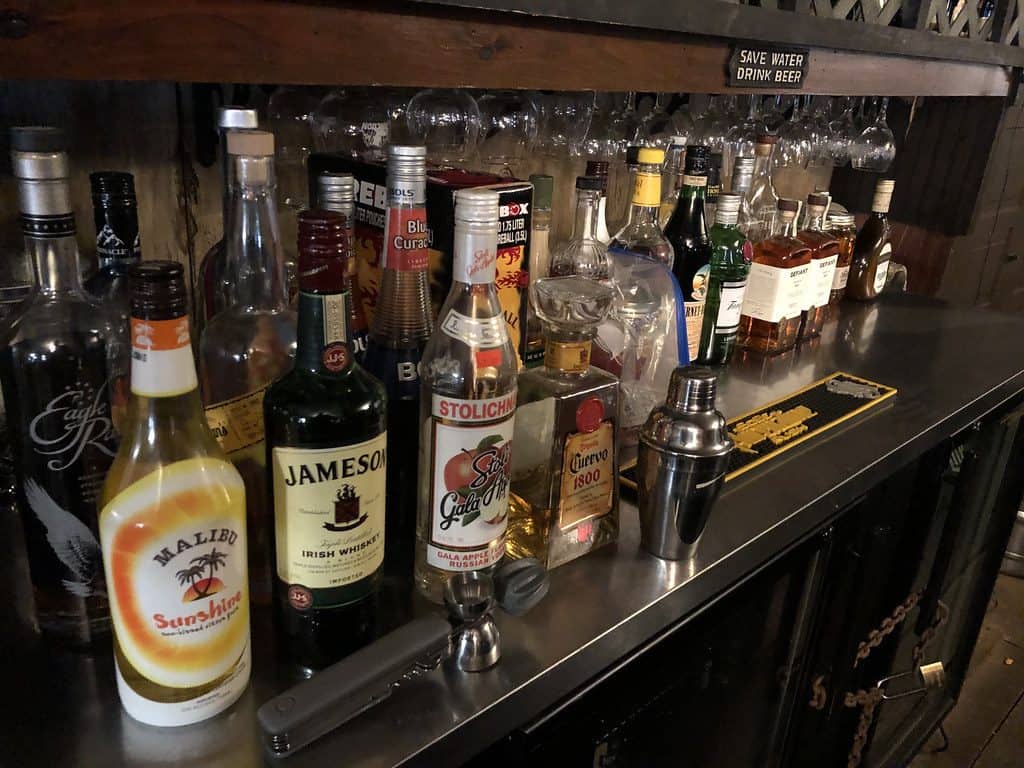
5, 294, 1024, 767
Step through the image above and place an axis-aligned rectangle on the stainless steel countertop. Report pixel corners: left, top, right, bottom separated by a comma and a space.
5, 295, 1024, 767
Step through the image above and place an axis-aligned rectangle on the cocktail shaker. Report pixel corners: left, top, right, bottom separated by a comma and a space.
637, 366, 733, 560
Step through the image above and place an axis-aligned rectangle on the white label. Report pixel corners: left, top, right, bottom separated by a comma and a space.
832, 264, 850, 292
813, 254, 839, 307
427, 391, 516, 572
453, 230, 497, 284
440, 310, 508, 348
360, 121, 388, 148
873, 243, 892, 294
130, 316, 197, 397
741, 263, 808, 323
716, 281, 747, 330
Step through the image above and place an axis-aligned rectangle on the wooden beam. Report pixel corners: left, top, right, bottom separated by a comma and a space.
0, 0, 1012, 96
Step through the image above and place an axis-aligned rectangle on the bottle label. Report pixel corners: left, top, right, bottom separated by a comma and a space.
682, 175, 707, 188
204, 388, 266, 455
360, 121, 388, 149
544, 340, 591, 373
96, 224, 141, 262
633, 171, 662, 207
559, 420, 614, 529
832, 264, 850, 292
441, 310, 508, 349
99, 457, 249, 725
20, 212, 75, 238
684, 300, 704, 361
426, 391, 516, 572
741, 263, 808, 323
272, 435, 387, 602
873, 244, 892, 294
453, 230, 497, 284
813, 254, 839, 307
130, 316, 198, 398
716, 280, 747, 330
382, 208, 429, 271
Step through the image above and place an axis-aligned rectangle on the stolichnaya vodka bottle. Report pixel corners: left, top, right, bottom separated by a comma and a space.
415, 189, 519, 603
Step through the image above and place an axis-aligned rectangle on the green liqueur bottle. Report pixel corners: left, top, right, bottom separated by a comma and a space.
695, 193, 751, 365
265, 209, 387, 672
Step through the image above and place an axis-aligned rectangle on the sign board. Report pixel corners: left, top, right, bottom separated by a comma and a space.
728, 44, 809, 89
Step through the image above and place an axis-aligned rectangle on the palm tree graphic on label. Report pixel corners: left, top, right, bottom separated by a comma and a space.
176, 547, 228, 602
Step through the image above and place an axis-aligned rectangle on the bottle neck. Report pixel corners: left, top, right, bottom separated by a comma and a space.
775, 213, 798, 237
571, 190, 602, 243
27, 232, 84, 295
93, 199, 141, 268
678, 175, 708, 202
804, 208, 826, 231
752, 151, 773, 180
533, 207, 551, 231
130, 310, 200, 398
224, 170, 289, 311
296, 289, 354, 374
18, 173, 84, 295
543, 335, 593, 377
628, 165, 663, 223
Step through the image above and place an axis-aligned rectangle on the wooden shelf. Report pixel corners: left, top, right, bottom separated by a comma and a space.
0, 0, 1014, 96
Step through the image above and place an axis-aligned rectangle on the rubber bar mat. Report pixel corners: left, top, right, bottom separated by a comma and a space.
620, 371, 897, 490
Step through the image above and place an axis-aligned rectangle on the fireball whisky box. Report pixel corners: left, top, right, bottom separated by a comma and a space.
308, 154, 532, 363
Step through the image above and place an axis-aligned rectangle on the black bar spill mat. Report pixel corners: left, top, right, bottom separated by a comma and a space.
620, 371, 897, 490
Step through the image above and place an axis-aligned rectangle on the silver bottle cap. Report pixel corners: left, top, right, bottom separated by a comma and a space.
731, 156, 754, 195
217, 107, 259, 131
10, 126, 72, 217
714, 193, 741, 226
386, 145, 427, 205
454, 188, 500, 225
827, 212, 856, 228
317, 172, 355, 212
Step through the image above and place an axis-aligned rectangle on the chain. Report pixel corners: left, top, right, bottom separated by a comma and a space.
808, 674, 828, 710
913, 599, 949, 663
853, 590, 922, 668
843, 688, 885, 768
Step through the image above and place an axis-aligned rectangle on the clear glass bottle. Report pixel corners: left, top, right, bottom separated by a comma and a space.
826, 211, 857, 307
737, 199, 812, 355
584, 160, 612, 245
524, 173, 553, 368
364, 145, 434, 581
550, 176, 610, 280
415, 189, 518, 604
730, 156, 757, 241
658, 135, 688, 229
695, 194, 751, 366
196, 107, 259, 335
607, 143, 642, 239
199, 130, 297, 605
1, 127, 120, 648
316, 172, 369, 363
610, 147, 674, 267
507, 276, 619, 569
848, 179, 895, 301
744, 134, 781, 244
264, 211, 387, 671
100, 261, 250, 726
796, 192, 840, 339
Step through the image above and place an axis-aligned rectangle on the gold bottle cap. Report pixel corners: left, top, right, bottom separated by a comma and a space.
637, 147, 665, 165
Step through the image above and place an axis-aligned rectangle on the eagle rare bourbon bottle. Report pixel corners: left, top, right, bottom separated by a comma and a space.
264, 210, 387, 670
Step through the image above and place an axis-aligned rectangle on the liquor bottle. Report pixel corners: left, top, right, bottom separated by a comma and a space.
665, 145, 712, 361
316, 172, 369, 362
507, 276, 619, 569
523, 173, 553, 368
737, 199, 812, 355
826, 211, 857, 307
847, 179, 895, 301
744, 134, 780, 243
730, 156, 757, 240
550, 176, 610, 280
265, 210, 387, 670
610, 147, 674, 267
415, 189, 518, 603
584, 160, 612, 245
197, 107, 259, 336
658, 136, 687, 228
796, 193, 840, 339
364, 145, 433, 581
705, 151, 723, 225
695, 193, 751, 365
100, 261, 250, 726
1, 127, 120, 647
199, 129, 297, 605
608, 144, 642, 236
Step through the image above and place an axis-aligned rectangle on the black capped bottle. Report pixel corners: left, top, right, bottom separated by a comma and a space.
87, 171, 142, 314
847, 179, 895, 301
265, 210, 387, 670
1, 127, 120, 647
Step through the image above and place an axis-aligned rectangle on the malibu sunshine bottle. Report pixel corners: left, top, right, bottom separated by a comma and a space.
99, 261, 250, 727
415, 189, 518, 603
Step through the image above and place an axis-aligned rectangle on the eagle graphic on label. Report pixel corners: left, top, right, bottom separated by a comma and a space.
323, 484, 367, 532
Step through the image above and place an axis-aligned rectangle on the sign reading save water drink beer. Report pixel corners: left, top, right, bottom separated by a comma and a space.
728, 44, 809, 88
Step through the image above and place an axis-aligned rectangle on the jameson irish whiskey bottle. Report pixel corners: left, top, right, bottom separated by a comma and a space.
197, 107, 259, 335
100, 261, 250, 726
550, 176, 610, 280
364, 145, 433, 577
584, 160, 612, 245
317, 172, 369, 362
507, 276, 619, 569
665, 145, 712, 361
265, 210, 387, 670
695, 194, 751, 365
737, 199, 811, 355
1, 127, 120, 647
415, 189, 518, 603
611, 147, 674, 267
847, 179, 895, 301
796, 193, 840, 339
200, 130, 297, 605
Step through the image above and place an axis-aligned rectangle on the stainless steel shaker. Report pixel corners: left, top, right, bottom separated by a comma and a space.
637, 366, 733, 560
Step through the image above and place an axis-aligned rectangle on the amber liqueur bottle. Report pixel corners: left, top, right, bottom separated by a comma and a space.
737, 199, 812, 355
796, 192, 840, 339
848, 179, 895, 301
265, 210, 387, 671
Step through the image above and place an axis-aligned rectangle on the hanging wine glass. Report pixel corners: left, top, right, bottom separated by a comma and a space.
536, 91, 595, 158
762, 95, 790, 133
406, 88, 481, 168
851, 96, 896, 172
641, 93, 694, 152
828, 97, 857, 167
312, 87, 392, 160
772, 96, 811, 171
609, 92, 644, 151
695, 94, 731, 153
475, 90, 539, 176
724, 95, 766, 185
267, 86, 317, 210
579, 93, 625, 160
